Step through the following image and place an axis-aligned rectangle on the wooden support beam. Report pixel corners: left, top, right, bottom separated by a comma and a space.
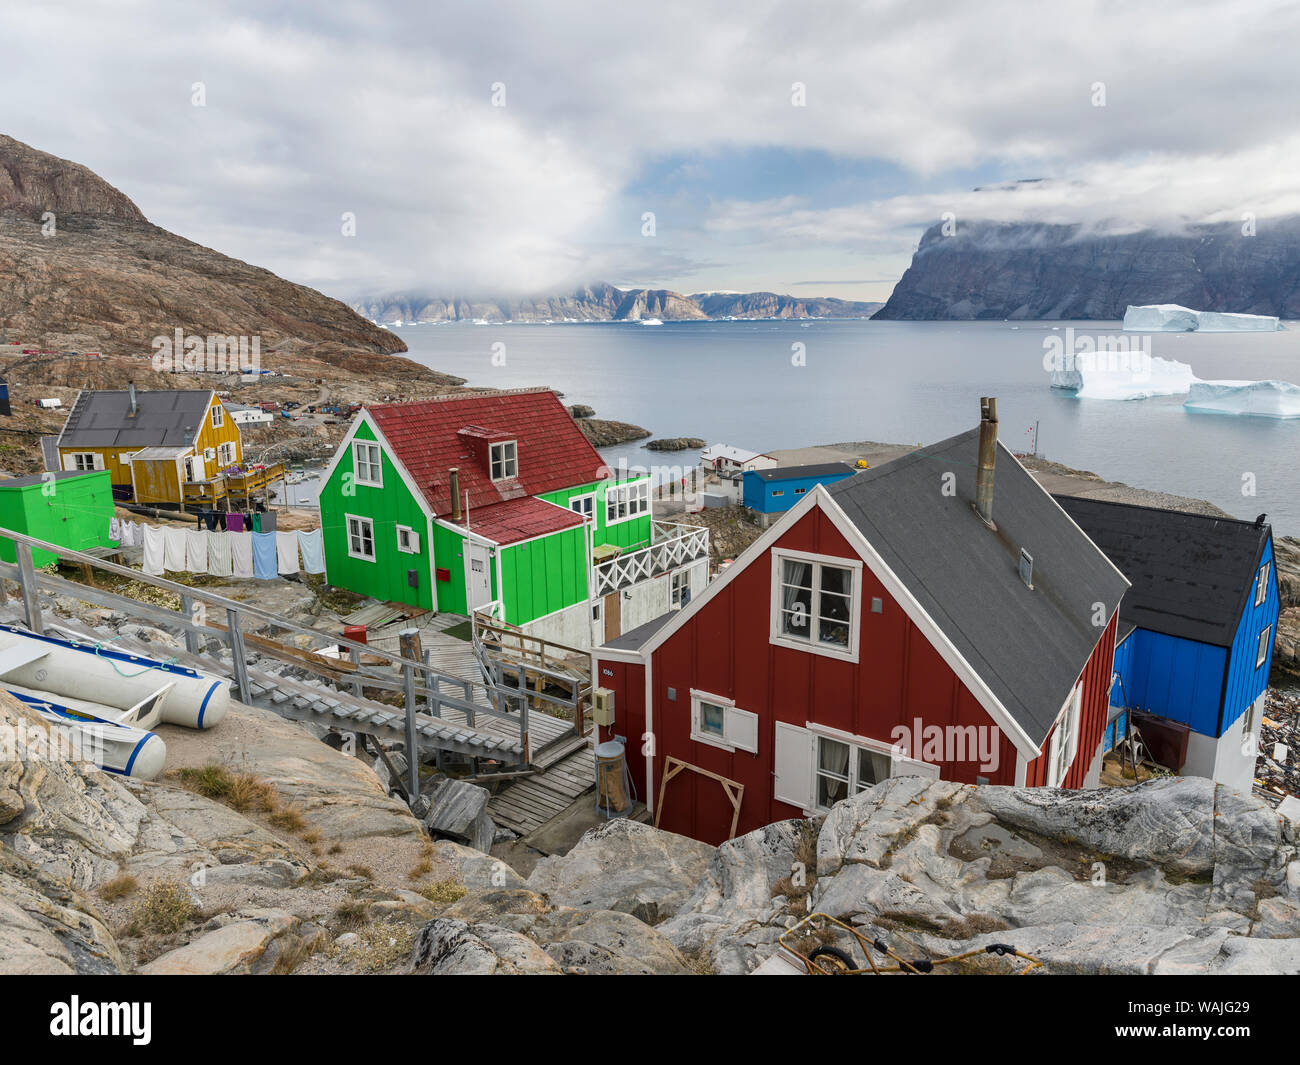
654, 756, 744, 840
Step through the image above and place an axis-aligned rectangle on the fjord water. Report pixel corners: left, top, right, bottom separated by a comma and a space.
394, 319, 1300, 532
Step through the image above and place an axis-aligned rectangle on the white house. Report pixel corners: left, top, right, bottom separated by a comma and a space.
699, 443, 776, 474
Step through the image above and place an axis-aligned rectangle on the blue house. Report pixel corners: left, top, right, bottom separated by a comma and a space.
1056, 496, 1280, 792
742, 462, 855, 527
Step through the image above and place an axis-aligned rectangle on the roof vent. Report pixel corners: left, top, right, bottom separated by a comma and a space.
1019, 548, 1034, 590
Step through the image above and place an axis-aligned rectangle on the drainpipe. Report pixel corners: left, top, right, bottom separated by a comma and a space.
976, 396, 998, 526
449, 468, 462, 523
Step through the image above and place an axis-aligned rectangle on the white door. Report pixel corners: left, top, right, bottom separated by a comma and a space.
466, 541, 493, 610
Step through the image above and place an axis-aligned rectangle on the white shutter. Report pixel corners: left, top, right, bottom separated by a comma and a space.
727, 707, 759, 754
773, 722, 814, 809
891, 754, 940, 781
409, 531, 420, 553
1047, 724, 1063, 786
61, 453, 75, 471
92, 453, 104, 470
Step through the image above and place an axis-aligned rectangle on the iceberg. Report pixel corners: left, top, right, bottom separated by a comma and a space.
1184, 380, 1300, 419
639, 318, 663, 326
1123, 304, 1281, 332
1050, 356, 1198, 400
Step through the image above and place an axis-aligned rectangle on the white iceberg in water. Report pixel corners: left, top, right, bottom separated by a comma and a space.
1050, 355, 1198, 400
1184, 380, 1300, 418
1123, 304, 1281, 332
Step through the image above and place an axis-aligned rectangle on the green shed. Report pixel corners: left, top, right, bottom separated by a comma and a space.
0, 469, 119, 567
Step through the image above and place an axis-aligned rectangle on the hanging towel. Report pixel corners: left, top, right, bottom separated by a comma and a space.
109, 517, 122, 542
185, 529, 208, 573
231, 532, 254, 578
163, 527, 187, 571
250, 512, 263, 533
204, 511, 219, 531
252, 531, 277, 580
297, 528, 326, 574
261, 511, 278, 533
208, 531, 233, 577
276, 530, 299, 574
226, 512, 245, 533
142, 524, 166, 576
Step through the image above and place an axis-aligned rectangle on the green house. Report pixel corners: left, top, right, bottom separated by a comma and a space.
318, 388, 709, 648
0, 470, 119, 567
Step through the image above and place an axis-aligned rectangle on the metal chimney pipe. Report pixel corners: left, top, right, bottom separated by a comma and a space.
976, 396, 998, 526
449, 467, 462, 522
127, 380, 138, 418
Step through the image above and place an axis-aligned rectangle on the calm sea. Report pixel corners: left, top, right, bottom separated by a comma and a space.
389, 319, 1300, 533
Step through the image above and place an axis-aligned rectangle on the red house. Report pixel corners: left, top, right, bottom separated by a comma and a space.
594, 402, 1130, 845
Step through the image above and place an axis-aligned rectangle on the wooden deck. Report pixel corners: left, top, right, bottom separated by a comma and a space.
487, 745, 597, 836
182, 462, 287, 507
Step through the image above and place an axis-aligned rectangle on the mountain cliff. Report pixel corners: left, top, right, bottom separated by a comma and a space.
353, 284, 882, 323
0, 134, 407, 360
874, 217, 1300, 320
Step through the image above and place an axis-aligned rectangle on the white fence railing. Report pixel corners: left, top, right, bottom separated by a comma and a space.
592, 521, 709, 597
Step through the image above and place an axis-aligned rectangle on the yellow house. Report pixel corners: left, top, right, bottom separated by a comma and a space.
55, 387, 245, 505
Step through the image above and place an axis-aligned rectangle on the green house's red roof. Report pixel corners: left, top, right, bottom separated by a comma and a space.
367, 388, 605, 545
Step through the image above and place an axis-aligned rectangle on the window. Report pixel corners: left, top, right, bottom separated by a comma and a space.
70, 452, 98, 471
605, 479, 651, 524
1047, 684, 1082, 787
396, 525, 420, 554
815, 735, 896, 811
216, 441, 236, 468
1242, 697, 1260, 743
1258, 625, 1272, 669
211, 404, 224, 429
1256, 561, 1272, 607
771, 549, 861, 659
353, 441, 382, 487
570, 493, 595, 521
671, 569, 690, 609
794, 487, 806, 495
490, 440, 518, 480
689, 690, 758, 753
346, 514, 376, 561
771, 489, 784, 497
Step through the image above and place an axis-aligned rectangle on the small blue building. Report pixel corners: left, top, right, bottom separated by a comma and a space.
1057, 496, 1280, 792
742, 462, 855, 527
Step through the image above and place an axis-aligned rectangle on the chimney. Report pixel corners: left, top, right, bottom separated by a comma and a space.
449, 467, 462, 522
127, 381, 138, 418
975, 396, 998, 526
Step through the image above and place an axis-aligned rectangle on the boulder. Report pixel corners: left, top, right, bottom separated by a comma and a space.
410, 919, 562, 975
423, 778, 495, 853
525, 819, 713, 923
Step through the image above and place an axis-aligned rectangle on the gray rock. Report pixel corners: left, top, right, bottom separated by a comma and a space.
410, 919, 562, 975
526, 819, 714, 923
423, 778, 495, 853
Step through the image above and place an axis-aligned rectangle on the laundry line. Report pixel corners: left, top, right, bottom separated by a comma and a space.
116, 517, 325, 580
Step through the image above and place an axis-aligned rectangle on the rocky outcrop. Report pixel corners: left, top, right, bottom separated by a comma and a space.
352, 283, 881, 324
574, 418, 651, 447
875, 217, 1300, 320
646, 437, 705, 451
526, 819, 714, 924
0, 134, 407, 361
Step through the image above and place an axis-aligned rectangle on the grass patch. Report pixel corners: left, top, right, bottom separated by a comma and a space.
99, 874, 139, 902
332, 899, 371, 932
267, 806, 307, 833
408, 859, 433, 881
175, 763, 277, 814
417, 879, 467, 906
328, 843, 344, 855
129, 880, 197, 936
346, 864, 375, 880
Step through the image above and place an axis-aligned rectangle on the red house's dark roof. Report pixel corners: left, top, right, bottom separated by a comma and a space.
367, 388, 608, 538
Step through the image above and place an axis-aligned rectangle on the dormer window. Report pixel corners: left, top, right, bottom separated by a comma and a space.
490, 440, 517, 480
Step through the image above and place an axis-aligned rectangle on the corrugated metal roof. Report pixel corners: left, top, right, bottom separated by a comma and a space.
131, 446, 190, 461
751, 462, 853, 482
828, 430, 1129, 746
57, 390, 214, 449
1055, 495, 1270, 648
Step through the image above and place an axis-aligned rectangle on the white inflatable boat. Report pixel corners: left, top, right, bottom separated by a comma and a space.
0, 625, 230, 779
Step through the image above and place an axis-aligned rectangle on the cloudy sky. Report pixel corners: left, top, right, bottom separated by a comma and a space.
3, 0, 1298, 303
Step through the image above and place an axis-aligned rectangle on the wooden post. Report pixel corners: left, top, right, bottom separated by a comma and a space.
226, 606, 251, 701
349, 645, 362, 698
16, 542, 43, 634
516, 662, 530, 764
399, 627, 423, 794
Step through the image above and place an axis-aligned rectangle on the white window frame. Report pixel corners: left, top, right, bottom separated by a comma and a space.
490, 440, 518, 481
771, 489, 784, 497
569, 492, 595, 521
671, 569, 689, 608
216, 441, 236, 467
689, 689, 758, 754
210, 404, 225, 429
68, 452, 100, 472
769, 548, 862, 663
346, 513, 376, 562
1258, 625, 1272, 669
1046, 682, 1082, 787
1256, 561, 1272, 607
353, 440, 383, 487
812, 732, 897, 812
396, 524, 420, 554
605, 479, 651, 525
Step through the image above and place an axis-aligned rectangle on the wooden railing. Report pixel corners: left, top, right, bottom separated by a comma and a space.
182, 462, 287, 505
0, 526, 531, 797
592, 520, 709, 597
471, 610, 593, 735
